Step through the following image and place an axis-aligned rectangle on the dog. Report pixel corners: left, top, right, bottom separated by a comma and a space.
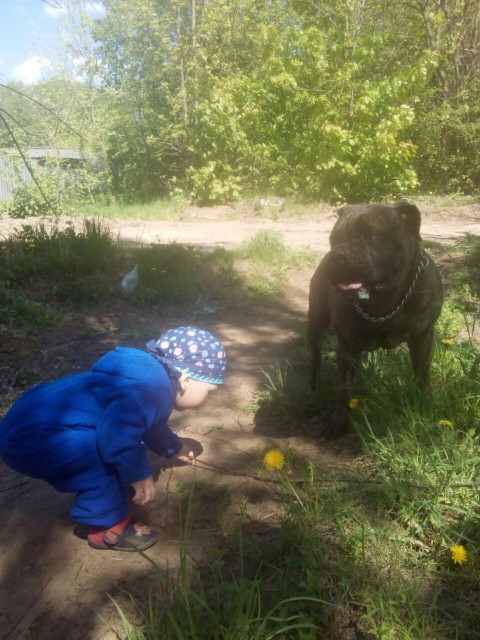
308, 201, 443, 436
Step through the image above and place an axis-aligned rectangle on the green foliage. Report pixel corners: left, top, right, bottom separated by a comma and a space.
188, 161, 242, 205
85, 0, 439, 203
0, 218, 119, 329
1, 156, 105, 218
2, 178, 60, 218
413, 82, 480, 194
4, 1, 480, 203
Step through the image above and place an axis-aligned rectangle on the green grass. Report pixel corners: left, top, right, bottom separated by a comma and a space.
0, 224, 311, 332
74, 195, 331, 222
74, 197, 190, 220
1, 207, 479, 638
234, 231, 316, 299
112, 234, 480, 639
0, 218, 118, 329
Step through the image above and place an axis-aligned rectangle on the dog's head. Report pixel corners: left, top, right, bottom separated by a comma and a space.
326, 202, 422, 299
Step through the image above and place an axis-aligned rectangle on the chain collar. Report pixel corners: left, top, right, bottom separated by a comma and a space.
353, 251, 430, 324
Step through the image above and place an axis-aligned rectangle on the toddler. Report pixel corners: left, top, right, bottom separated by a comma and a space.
0, 326, 226, 552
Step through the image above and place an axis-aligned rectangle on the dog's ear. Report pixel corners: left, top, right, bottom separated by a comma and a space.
397, 202, 422, 240
337, 204, 355, 218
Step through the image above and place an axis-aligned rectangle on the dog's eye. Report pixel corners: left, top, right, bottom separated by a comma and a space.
361, 230, 376, 241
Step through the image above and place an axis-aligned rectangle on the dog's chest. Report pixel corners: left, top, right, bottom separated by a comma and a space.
332, 312, 413, 351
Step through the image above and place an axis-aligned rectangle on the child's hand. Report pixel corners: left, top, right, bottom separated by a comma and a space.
175, 445, 195, 464
131, 476, 155, 505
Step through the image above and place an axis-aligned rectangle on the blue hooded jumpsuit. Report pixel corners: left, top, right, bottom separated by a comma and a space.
0, 347, 183, 527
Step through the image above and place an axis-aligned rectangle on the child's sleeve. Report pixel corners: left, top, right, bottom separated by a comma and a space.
95, 391, 154, 486
143, 420, 183, 458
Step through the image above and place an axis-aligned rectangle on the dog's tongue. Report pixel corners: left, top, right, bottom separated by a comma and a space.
338, 283, 363, 291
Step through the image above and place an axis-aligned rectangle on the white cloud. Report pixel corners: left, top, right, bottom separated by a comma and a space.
13, 56, 53, 84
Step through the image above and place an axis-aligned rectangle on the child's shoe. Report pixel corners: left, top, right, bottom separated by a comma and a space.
87, 516, 158, 551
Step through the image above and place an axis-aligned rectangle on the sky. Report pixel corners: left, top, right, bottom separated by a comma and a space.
0, 1, 105, 85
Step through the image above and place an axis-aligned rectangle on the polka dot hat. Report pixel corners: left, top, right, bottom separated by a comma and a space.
146, 326, 227, 384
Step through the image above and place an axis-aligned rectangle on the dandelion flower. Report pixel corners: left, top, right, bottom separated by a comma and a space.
450, 544, 467, 565
263, 449, 285, 471
151, 267, 157, 271
348, 398, 359, 410
441, 338, 455, 346
438, 419, 453, 428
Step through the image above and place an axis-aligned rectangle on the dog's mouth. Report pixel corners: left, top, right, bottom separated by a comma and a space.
338, 282, 363, 292
337, 282, 386, 299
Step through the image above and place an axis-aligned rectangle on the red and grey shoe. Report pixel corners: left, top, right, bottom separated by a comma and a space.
87, 516, 159, 552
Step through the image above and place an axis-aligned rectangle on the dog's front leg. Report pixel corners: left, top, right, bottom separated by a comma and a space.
407, 325, 435, 394
307, 316, 327, 389
323, 342, 361, 437
307, 262, 331, 389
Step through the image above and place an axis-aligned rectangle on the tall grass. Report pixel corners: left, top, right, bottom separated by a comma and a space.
0, 220, 248, 331
113, 236, 480, 639
0, 218, 118, 329
234, 231, 316, 298
0, 226, 305, 332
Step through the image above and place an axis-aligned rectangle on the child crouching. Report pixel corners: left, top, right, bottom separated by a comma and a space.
0, 326, 226, 552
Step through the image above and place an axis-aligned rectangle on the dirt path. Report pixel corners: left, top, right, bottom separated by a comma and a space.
0, 202, 479, 639
0, 201, 479, 252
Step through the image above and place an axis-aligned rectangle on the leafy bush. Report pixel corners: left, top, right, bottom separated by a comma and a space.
413, 82, 480, 195
1, 157, 105, 219
2, 180, 60, 218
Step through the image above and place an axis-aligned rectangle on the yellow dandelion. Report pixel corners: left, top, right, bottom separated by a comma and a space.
263, 449, 285, 471
438, 419, 453, 428
441, 338, 455, 346
450, 544, 467, 565
348, 398, 359, 410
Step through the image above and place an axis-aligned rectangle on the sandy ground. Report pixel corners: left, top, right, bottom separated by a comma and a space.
1, 201, 479, 251
0, 201, 479, 639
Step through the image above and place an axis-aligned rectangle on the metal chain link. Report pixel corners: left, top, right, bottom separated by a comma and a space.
353, 251, 430, 324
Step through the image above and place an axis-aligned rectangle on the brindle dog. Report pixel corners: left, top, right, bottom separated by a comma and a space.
308, 201, 443, 436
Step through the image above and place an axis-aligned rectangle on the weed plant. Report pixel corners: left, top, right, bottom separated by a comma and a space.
0, 218, 118, 329
0, 220, 244, 331
234, 231, 316, 298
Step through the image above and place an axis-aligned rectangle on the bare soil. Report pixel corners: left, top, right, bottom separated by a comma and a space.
0, 202, 479, 639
